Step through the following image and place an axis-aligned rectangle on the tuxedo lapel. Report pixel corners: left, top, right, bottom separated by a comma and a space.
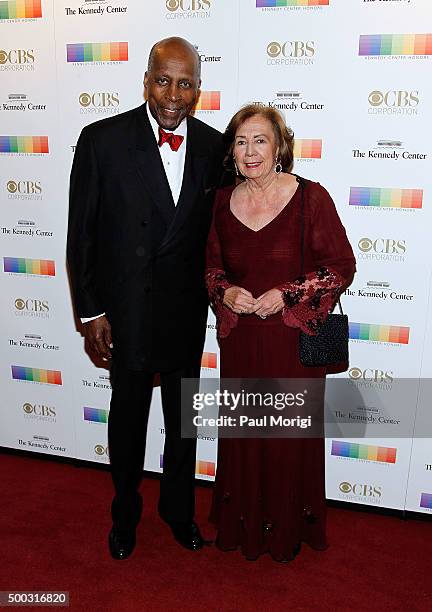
159, 116, 209, 250
130, 105, 175, 226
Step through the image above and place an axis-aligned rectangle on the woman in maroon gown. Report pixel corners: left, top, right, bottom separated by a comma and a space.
206, 105, 356, 562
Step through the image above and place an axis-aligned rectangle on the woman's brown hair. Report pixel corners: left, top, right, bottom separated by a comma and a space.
223, 104, 294, 174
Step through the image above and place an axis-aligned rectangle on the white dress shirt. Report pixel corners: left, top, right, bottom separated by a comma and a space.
81, 103, 187, 324
146, 102, 187, 206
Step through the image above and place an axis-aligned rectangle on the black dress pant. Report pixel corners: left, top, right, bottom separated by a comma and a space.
108, 359, 200, 530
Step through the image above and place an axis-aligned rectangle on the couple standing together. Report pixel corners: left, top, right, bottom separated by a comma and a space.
67, 37, 355, 563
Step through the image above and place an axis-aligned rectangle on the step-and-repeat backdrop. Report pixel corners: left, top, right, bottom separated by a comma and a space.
1, 0, 431, 513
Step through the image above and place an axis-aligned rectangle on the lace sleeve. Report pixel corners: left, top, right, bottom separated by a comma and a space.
277, 181, 356, 335
277, 266, 345, 335
205, 268, 238, 339
206, 189, 239, 340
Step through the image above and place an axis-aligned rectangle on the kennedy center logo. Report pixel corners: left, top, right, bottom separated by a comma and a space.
349, 323, 409, 345
349, 187, 422, 210
331, 440, 397, 464
4, 257, 55, 276
0, 136, 48, 155
359, 34, 432, 60
257, 0, 328, 10
67, 42, 128, 64
0, 0, 42, 22
193, 91, 220, 112
294, 139, 322, 162
12, 365, 62, 385
201, 352, 217, 369
64, 2, 127, 16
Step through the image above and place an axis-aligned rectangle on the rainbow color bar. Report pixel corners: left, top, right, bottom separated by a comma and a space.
331, 440, 397, 464
67, 42, 128, 63
350, 187, 423, 209
196, 460, 216, 477
359, 34, 432, 56
294, 139, 322, 159
84, 407, 108, 423
349, 323, 409, 344
257, 0, 328, 6
420, 493, 432, 509
12, 365, 62, 385
4, 257, 55, 276
0, 0, 42, 19
201, 352, 217, 369
0, 136, 49, 154
193, 91, 220, 111
160, 454, 215, 477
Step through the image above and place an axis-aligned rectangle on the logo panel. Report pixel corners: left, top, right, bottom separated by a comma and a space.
0, 0, 42, 19
4, 257, 55, 276
67, 42, 128, 63
349, 187, 422, 209
331, 440, 397, 463
349, 323, 409, 344
359, 34, 432, 57
0, 136, 48, 154
12, 365, 62, 385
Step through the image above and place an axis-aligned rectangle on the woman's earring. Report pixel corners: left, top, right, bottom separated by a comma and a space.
233, 157, 240, 176
274, 158, 282, 174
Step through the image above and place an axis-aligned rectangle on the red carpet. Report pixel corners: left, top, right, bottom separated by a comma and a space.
0, 453, 431, 611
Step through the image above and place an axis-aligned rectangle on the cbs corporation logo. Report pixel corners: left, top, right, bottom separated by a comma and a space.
7, 180, 42, 198
165, 0, 211, 17
14, 297, 50, 318
339, 481, 382, 499
358, 237, 406, 253
368, 90, 419, 115
15, 299, 26, 311
357, 237, 406, 262
349, 367, 394, 384
266, 41, 315, 66
23, 402, 33, 414
0, 49, 35, 71
349, 367, 364, 381
79, 92, 120, 115
94, 444, 108, 456
23, 402, 56, 418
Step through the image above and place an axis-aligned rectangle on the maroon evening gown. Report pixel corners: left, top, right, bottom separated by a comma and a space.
206, 177, 356, 562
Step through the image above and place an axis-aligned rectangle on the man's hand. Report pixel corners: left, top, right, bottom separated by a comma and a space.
223, 286, 258, 314
83, 315, 113, 361
255, 288, 284, 319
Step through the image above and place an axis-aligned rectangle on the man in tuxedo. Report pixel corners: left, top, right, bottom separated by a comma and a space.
67, 37, 224, 559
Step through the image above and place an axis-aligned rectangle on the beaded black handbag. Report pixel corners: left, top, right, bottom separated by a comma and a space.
295, 176, 349, 367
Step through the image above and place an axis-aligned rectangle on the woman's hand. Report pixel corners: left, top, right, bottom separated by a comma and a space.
255, 288, 284, 319
223, 286, 258, 314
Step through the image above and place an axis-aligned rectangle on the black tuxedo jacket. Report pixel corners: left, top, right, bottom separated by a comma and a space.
67, 104, 225, 370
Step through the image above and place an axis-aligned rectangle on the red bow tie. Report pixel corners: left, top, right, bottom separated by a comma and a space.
158, 127, 184, 152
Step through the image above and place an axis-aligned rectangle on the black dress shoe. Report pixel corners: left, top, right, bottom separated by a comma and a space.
168, 521, 210, 551
108, 527, 136, 560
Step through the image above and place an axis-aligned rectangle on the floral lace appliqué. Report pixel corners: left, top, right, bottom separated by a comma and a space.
206, 267, 238, 339
278, 266, 344, 335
